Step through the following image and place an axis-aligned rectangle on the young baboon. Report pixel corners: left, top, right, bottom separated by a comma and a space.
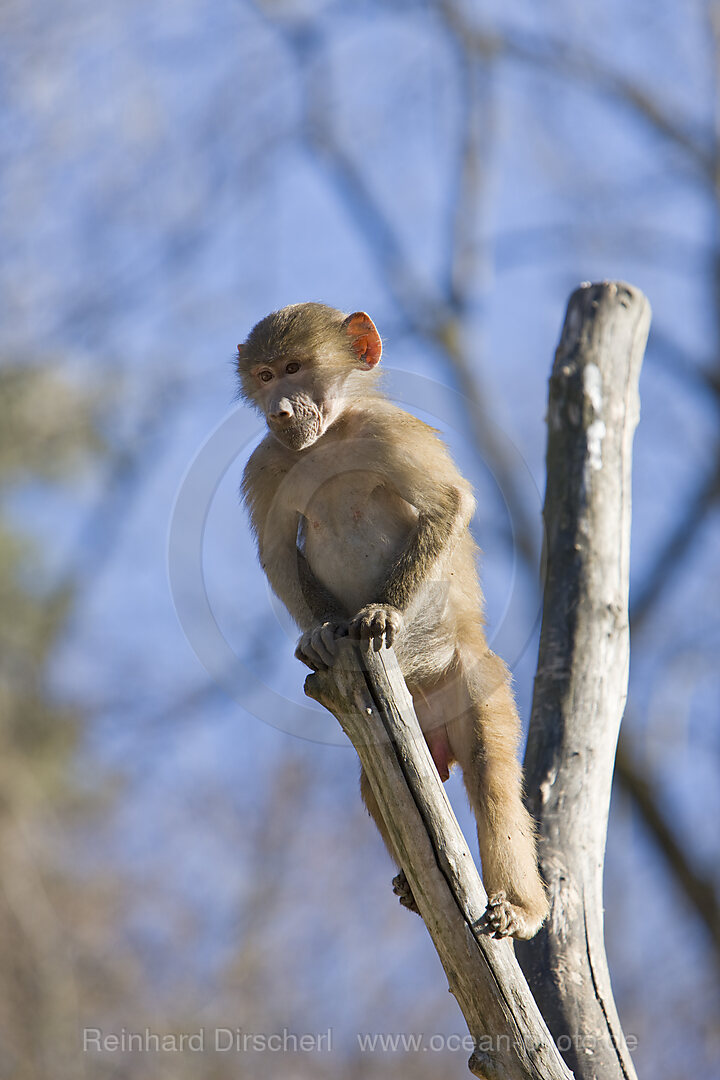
238, 302, 548, 939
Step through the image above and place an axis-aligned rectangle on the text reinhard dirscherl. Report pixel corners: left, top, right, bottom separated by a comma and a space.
83, 1029, 333, 1053
82, 1028, 638, 1055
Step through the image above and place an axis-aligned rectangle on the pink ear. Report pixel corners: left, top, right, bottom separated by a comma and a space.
343, 311, 382, 368
237, 344, 244, 356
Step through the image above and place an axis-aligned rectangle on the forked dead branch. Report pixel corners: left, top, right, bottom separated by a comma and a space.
304, 282, 650, 1080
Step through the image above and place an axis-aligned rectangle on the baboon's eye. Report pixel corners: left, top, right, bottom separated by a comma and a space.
285, 362, 301, 375
259, 370, 273, 383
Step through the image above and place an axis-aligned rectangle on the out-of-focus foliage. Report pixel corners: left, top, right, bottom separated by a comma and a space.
0, 366, 101, 799
0, 366, 98, 1074
0, 368, 104, 481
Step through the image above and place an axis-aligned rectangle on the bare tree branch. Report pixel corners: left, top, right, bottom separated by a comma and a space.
517, 281, 650, 1080
305, 282, 650, 1077
306, 642, 572, 1080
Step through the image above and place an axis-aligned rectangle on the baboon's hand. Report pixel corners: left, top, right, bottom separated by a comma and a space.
347, 604, 403, 651
294, 622, 348, 671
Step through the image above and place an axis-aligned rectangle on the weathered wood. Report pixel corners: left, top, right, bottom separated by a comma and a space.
306, 644, 573, 1080
304, 280, 648, 1079
516, 281, 651, 1080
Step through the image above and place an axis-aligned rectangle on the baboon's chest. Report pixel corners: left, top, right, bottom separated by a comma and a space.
300, 474, 416, 609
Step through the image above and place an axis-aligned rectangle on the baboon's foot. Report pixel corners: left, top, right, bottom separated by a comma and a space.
480, 891, 546, 940
392, 871, 420, 914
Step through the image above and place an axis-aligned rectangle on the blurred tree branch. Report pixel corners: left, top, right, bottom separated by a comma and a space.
256, 0, 720, 967
290, 13, 541, 569
436, 2, 714, 177
614, 734, 720, 955
53, 373, 186, 606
